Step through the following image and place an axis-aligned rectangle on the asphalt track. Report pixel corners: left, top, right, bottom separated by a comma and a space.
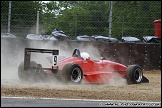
1, 96, 161, 107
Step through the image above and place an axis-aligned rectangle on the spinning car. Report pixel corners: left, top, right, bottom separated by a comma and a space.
18, 48, 149, 84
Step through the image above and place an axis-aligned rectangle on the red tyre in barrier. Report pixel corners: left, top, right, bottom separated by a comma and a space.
154, 19, 161, 39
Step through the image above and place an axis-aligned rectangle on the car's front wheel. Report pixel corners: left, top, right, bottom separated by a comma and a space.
126, 65, 143, 84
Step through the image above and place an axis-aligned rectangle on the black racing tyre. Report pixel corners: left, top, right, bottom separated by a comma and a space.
18, 61, 37, 82
27, 61, 38, 82
61, 63, 83, 84
18, 61, 29, 81
31, 63, 47, 82
126, 65, 143, 84
28, 62, 48, 83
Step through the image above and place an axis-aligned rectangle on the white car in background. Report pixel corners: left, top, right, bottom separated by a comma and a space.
121, 36, 142, 43
26, 34, 57, 41
76, 35, 96, 41
51, 29, 70, 41
1, 33, 17, 38
94, 35, 118, 43
26, 29, 70, 41
142, 36, 161, 43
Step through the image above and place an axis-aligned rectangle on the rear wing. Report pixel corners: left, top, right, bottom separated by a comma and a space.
24, 48, 59, 72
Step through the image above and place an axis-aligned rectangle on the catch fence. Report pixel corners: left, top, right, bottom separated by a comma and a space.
1, 1, 161, 40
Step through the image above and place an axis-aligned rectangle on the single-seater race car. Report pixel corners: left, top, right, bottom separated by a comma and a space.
18, 48, 149, 84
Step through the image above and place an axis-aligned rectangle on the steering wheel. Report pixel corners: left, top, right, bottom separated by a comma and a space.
72, 49, 81, 58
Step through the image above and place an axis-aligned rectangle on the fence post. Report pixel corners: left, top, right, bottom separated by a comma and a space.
36, 10, 39, 35
8, 1, 11, 34
109, 1, 113, 38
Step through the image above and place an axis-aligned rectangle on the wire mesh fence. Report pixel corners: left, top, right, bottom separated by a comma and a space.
1, 1, 161, 40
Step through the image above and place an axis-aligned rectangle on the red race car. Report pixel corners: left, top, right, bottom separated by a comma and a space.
18, 48, 149, 84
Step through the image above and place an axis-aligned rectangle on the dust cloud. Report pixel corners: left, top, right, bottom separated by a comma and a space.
106, 72, 127, 86
1, 39, 127, 89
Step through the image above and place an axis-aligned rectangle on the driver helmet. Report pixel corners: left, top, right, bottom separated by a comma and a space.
81, 52, 90, 60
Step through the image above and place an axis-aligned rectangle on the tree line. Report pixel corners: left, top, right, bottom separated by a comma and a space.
1, 1, 161, 39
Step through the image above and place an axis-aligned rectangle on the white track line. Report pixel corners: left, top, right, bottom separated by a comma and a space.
1, 96, 161, 103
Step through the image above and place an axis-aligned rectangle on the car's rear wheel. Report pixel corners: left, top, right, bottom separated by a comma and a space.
126, 65, 143, 84
18, 61, 46, 82
61, 63, 83, 84
18, 61, 29, 81
18, 61, 37, 82
30, 63, 47, 82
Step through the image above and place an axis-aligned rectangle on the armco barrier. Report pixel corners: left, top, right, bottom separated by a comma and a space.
1, 38, 161, 70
